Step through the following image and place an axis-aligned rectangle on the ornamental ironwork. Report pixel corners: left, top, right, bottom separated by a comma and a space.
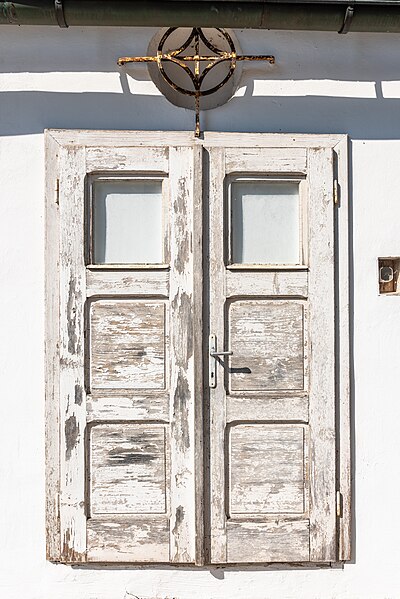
118, 27, 275, 137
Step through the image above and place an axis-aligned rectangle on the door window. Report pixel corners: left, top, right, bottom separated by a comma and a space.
230, 179, 301, 265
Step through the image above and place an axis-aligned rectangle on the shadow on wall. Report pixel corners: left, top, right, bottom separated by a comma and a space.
0, 70, 400, 139
2, 23, 400, 138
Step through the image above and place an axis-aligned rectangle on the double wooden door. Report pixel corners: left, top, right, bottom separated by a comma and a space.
46, 131, 349, 565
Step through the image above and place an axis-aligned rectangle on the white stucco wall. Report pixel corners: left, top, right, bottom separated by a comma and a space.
1, 24, 400, 599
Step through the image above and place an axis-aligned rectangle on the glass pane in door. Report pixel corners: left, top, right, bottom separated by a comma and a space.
231, 181, 300, 265
92, 179, 163, 264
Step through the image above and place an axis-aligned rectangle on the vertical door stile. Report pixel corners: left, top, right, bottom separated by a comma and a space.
208, 147, 227, 563
169, 145, 201, 563
59, 144, 87, 562
45, 132, 61, 561
308, 147, 337, 561
192, 144, 205, 565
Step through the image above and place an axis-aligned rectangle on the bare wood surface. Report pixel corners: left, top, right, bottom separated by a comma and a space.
86, 269, 169, 297
225, 147, 307, 174
227, 395, 308, 423
47, 129, 345, 150
228, 300, 305, 392
229, 425, 306, 515
90, 424, 167, 515
45, 131, 61, 561
168, 146, 199, 563
87, 392, 169, 423
208, 147, 228, 563
87, 517, 169, 562
90, 300, 167, 390
192, 144, 205, 565
85, 146, 168, 172
226, 270, 308, 298
46, 130, 349, 565
58, 145, 87, 562
226, 520, 310, 563
308, 147, 337, 562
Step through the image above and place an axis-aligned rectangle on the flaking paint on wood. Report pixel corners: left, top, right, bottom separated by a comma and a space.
90, 300, 166, 390
87, 517, 170, 562
168, 146, 199, 564
229, 300, 305, 392
226, 520, 310, 563
229, 425, 306, 515
45, 131, 349, 565
90, 424, 167, 515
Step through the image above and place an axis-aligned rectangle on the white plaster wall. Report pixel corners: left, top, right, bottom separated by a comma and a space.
1, 24, 400, 599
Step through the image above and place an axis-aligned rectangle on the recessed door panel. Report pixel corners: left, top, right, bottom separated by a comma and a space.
228, 300, 305, 392
90, 424, 167, 515
90, 300, 167, 390
229, 424, 306, 515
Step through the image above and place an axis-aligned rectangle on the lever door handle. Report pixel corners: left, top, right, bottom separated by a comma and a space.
209, 334, 232, 388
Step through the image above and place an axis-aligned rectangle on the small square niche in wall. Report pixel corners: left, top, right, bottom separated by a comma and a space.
378, 257, 400, 294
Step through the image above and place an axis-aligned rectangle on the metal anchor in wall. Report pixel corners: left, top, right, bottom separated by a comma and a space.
118, 27, 275, 137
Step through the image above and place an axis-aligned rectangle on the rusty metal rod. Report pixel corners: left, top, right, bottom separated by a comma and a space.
2, 2, 400, 32
118, 54, 275, 66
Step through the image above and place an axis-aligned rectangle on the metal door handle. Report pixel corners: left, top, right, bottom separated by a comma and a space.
209, 334, 232, 388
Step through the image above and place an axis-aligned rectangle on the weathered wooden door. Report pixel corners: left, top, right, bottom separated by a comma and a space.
208, 145, 337, 563
47, 131, 349, 565
47, 137, 203, 563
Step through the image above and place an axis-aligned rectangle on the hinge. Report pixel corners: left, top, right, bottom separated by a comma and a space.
55, 178, 60, 205
336, 490, 343, 518
333, 178, 340, 206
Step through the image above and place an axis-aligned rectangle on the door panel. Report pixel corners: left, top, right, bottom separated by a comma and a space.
228, 300, 305, 392
90, 300, 167, 390
229, 424, 307, 515
208, 145, 336, 563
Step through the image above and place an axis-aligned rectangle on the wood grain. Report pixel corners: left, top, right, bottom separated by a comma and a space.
225, 147, 307, 174
86, 269, 169, 297
226, 520, 310, 563
226, 270, 308, 298
58, 144, 87, 562
90, 300, 167, 390
208, 147, 228, 563
168, 146, 199, 564
87, 392, 169, 423
45, 130, 349, 565
46, 130, 347, 149
229, 425, 306, 515
229, 300, 305, 392
85, 146, 169, 172
90, 424, 167, 515
45, 131, 61, 561
227, 395, 308, 423
87, 517, 170, 562
307, 147, 337, 562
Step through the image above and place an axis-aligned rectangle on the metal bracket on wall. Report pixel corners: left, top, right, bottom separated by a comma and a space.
118, 27, 275, 137
338, 6, 355, 34
55, 0, 68, 28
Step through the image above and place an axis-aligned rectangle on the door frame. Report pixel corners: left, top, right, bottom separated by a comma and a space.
45, 130, 350, 563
